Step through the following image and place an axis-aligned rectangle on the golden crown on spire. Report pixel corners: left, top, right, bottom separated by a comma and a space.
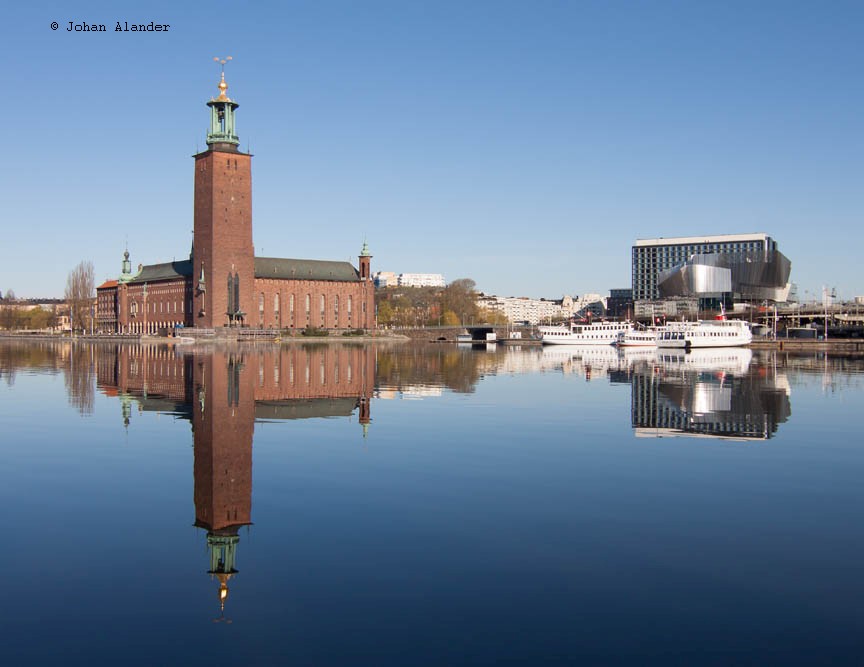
213, 56, 233, 102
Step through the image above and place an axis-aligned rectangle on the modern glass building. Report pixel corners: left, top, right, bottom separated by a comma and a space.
632, 233, 791, 304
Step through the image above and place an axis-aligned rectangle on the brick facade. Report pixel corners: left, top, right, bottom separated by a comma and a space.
193, 148, 255, 329
254, 278, 374, 330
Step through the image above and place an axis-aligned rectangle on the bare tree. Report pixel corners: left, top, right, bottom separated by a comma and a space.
440, 278, 479, 325
65, 261, 95, 334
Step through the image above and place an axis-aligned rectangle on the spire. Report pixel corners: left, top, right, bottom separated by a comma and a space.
213, 56, 232, 101
360, 239, 371, 257
207, 532, 239, 623
206, 57, 239, 147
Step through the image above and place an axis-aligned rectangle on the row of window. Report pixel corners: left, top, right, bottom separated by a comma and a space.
257, 292, 365, 327
129, 300, 191, 315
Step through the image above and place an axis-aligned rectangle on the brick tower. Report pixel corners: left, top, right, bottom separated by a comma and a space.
193, 59, 254, 328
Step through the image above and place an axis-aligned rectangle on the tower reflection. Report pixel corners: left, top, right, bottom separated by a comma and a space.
96, 343, 375, 617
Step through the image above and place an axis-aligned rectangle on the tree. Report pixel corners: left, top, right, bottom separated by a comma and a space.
376, 300, 395, 327
441, 310, 461, 326
65, 261, 95, 334
0, 305, 21, 330
441, 278, 479, 325
478, 307, 509, 325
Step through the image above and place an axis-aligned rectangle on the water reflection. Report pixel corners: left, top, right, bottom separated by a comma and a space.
92, 343, 375, 618
629, 348, 791, 440
0, 339, 860, 620
3, 339, 864, 662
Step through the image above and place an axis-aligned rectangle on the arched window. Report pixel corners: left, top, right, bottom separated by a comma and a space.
233, 274, 240, 318
334, 295, 339, 324
227, 274, 235, 315
320, 295, 326, 326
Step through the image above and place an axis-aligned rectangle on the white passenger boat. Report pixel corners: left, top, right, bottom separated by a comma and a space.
616, 329, 657, 347
656, 318, 751, 349
540, 321, 633, 346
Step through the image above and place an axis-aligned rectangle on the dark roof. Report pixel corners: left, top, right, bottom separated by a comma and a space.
255, 398, 359, 421
128, 260, 192, 284
123, 256, 359, 284
255, 257, 359, 282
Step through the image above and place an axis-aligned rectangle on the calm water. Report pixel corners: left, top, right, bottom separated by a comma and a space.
2, 340, 863, 665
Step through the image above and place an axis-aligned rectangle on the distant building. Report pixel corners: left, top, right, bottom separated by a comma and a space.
477, 295, 563, 325
607, 288, 633, 319
398, 273, 446, 288
476, 293, 608, 325
632, 233, 791, 310
373, 271, 398, 288
571, 293, 606, 319
373, 272, 445, 289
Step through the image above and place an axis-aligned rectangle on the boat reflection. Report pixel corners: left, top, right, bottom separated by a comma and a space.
628, 348, 791, 441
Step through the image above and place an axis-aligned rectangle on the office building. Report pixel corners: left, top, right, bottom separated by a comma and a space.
632, 233, 791, 306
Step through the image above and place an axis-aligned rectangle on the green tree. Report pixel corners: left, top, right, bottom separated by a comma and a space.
377, 300, 395, 326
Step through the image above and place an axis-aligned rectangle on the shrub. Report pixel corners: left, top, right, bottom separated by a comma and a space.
301, 326, 329, 337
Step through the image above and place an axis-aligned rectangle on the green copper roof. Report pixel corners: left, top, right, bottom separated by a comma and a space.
254, 257, 360, 282
128, 260, 192, 284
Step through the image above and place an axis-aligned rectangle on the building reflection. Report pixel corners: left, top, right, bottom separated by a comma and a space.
95, 343, 375, 618
627, 348, 792, 441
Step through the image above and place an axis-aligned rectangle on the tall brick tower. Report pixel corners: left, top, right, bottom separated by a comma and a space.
193, 59, 254, 328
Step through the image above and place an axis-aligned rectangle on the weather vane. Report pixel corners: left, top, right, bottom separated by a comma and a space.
213, 56, 233, 101
213, 56, 232, 72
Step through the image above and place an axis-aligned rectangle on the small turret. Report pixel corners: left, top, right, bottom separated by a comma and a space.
359, 240, 372, 282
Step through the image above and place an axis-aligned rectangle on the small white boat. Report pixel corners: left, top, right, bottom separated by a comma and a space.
616, 329, 657, 347
540, 321, 633, 346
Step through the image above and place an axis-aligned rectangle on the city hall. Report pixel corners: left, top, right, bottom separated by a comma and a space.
97, 67, 375, 334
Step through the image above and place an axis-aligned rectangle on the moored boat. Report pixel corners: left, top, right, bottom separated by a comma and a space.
616, 329, 657, 347
656, 319, 751, 349
540, 320, 633, 346
655, 328, 689, 349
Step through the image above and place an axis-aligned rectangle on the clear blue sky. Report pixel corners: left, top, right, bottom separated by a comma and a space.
3, 1, 862, 302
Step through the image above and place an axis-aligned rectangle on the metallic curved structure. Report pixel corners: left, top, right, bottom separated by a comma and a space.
658, 249, 791, 302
